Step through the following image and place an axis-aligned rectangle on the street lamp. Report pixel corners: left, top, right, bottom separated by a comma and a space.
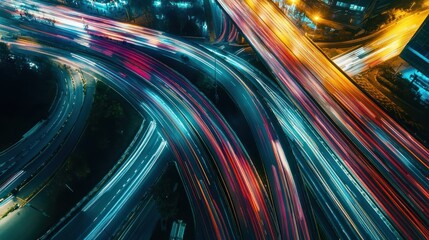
313, 14, 320, 34
314, 15, 320, 22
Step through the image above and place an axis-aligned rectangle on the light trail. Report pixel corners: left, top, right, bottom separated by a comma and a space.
1, 3, 294, 237
216, 0, 429, 238
2, 0, 428, 238
333, 10, 429, 76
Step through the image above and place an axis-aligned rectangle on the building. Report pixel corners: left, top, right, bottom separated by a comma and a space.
302, 0, 400, 30
169, 219, 186, 240
401, 16, 429, 77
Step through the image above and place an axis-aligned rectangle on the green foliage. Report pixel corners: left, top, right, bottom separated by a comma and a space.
151, 168, 180, 219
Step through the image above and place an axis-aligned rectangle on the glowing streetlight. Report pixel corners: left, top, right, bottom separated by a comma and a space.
314, 15, 320, 22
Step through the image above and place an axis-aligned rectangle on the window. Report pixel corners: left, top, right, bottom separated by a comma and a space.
350, 4, 365, 11
322, 0, 331, 5
336, 1, 349, 8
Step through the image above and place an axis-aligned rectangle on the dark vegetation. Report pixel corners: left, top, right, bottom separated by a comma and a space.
150, 164, 195, 240
376, 65, 429, 143
377, 66, 421, 102
0, 42, 57, 150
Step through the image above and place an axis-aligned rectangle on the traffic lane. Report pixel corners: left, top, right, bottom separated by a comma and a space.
142, 37, 312, 237
0, 59, 81, 196
333, 10, 429, 76
6, 0, 412, 237
84, 38, 278, 238
242, 0, 429, 213
318, 10, 429, 49
115, 196, 160, 240
48, 51, 241, 239
178, 46, 312, 238
212, 46, 401, 239
4, 3, 388, 236
214, 0, 408, 236
17, 67, 94, 199
0, 37, 70, 169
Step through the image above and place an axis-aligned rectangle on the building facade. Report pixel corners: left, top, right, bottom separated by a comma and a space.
401, 16, 429, 77
303, 0, 399, 29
